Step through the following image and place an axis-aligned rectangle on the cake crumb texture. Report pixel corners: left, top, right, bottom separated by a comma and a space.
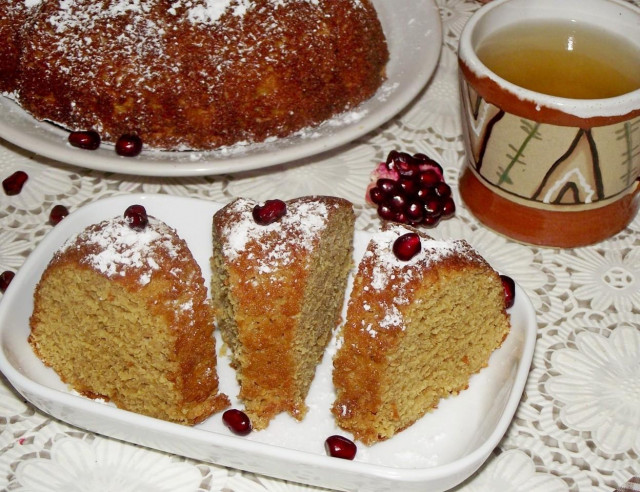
332, 223, 511, 444
29, 215, 230, 425
211, 196, 355, 429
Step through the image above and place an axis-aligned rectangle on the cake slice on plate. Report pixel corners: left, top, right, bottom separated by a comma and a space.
211, 196, 355, 430
332, 222, 511, 444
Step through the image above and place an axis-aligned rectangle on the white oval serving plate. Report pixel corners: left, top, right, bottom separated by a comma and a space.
0, 194, 537, 492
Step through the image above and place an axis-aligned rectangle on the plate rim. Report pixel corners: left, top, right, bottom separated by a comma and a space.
0, 193, 537, 490
0, 0, 443, 177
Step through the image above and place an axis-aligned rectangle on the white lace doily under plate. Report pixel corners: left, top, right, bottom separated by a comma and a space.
1, 0, 639, 491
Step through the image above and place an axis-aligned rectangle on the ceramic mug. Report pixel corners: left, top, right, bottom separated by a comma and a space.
458, 0, 640, 247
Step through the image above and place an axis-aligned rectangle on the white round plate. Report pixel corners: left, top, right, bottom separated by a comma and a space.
0, 0, 442, 177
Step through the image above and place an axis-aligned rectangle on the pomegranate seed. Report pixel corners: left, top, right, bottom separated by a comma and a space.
49, 204, 69, 225
389, 193, 407, 212
3, 171, 28, 196
442, 197, 456, 217
406, 201, 424, 222
500, 275, 516, 309
252, 199, 287, 225
398, 178, 418, 196
418, 170, 440, 187
378, 204, 395, 221
222, 409, 252, 436
424, 197, 442, 217
324, 435, 357, 460
434, 182, 451, 198
124, 204, 148, 231
385, 150, 400, 167
68, 130, 100, 150
392, 153, 419, 178
394, 211, 409, 224
377, 178, 398, 195
369, 187, 385, 204
393, 232, 422, 261
116, 134, 143, 157
0, 271, 15, 293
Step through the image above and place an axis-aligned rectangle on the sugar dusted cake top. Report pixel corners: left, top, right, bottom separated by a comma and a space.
216, 196, 347, 274
346, 223, 489, 336
54, 215, 197, 291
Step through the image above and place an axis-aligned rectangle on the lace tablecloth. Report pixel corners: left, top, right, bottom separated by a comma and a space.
1, 0, 639, 490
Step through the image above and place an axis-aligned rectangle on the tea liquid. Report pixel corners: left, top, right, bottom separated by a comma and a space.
476, 20, 640, 99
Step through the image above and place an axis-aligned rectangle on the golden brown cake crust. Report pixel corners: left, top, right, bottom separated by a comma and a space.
3, 0, 388, 150
211, 196, 355, 429
29, 215, 229, 425
332, 223, 511, 444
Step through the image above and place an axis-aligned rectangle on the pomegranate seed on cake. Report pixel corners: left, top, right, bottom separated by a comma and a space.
0, 0, 388, 152
210, 196, 355, 430
29, 210, 230, 424
332, 223, 511, 445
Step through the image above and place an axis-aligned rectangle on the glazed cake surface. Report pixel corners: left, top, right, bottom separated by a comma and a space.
211, 196, 355, 430
29, 214, 230, 425
0, 0, 389, 151
332, 223, 511, 444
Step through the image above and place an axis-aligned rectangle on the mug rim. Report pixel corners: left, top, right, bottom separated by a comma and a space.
458, 0, 640, 120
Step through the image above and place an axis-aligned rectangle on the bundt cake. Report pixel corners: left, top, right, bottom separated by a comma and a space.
0, 0, 389, 151
210, 196, 355, 430
331, 223, 511, 445
29, 205, 230, 425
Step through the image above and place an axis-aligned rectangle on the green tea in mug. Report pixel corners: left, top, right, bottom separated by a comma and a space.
476, 19, 640, 99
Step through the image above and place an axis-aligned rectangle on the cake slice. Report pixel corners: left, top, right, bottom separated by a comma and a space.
332, 223, 510, 444
29, 205, 230, 425
211, 196, 355, 430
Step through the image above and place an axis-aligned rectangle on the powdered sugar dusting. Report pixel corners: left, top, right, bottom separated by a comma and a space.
367, 225, 463, 293
220, 197, 329, 272
353, 224, 475, 336
61, 216, 179, 285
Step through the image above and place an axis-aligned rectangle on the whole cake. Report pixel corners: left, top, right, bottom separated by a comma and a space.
29, 206, 230, 425
0, 0, 389, 151
331, 223, 511, 444
211, 196, 355, 429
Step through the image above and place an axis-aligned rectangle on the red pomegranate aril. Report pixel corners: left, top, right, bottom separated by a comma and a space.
389, 193, 407, 212
252, 199, 287, 225
500, 275, 516, 309
377, 204, 396, 221
222, 409, 252, 436
418, 169, 440, 187
393, 155, 419, 178
434, 182, 451, 198
394, 211, 409, 224
406, 201, 424, 222
398, 177, 418, 196
116, 134, 143, 157
369, 187, 385, 204
124, 204, 148, 231
393, 232, 422, 261
422, 215, 440, 226
68, 130, 100, 150
0, 271, 15, 293
325, 435, 357, 460
424, 197, 442, 217
385, 149, 401, 166
377, 178, 398, 195
49, 204, 70, 225
442, 197, 456, 217
3, 171, 28, 196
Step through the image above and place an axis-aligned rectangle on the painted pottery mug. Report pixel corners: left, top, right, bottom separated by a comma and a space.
458, 0, 640, 247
